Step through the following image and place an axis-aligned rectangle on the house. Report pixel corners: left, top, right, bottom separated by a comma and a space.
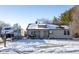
26, 23, 72, 39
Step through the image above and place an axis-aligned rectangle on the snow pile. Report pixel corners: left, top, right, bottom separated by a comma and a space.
0, 39, 79, 54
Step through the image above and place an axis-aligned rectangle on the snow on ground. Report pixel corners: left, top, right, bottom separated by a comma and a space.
0, 39, 79, 54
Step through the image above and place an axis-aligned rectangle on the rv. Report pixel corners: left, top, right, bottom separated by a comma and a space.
1, 26, 14, 38
1, 26, 22, 39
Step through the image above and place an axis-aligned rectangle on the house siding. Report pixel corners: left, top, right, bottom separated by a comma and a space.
27, 29, 72, 39
52, 29, 72, 39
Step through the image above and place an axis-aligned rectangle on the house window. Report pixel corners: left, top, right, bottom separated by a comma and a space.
67, 30, 70, 35
14, 30, 17, 32
64, 30, 66, 35
31, 31, 36, 37
64, 30, 70, 35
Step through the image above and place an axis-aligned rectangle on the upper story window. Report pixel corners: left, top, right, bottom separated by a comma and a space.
38, 24, 47, 28
56, 27, 64, 29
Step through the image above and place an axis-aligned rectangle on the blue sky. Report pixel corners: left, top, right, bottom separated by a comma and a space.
0, 5, 74, 29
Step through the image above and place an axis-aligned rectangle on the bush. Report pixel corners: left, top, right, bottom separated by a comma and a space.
73, 33, 79, 38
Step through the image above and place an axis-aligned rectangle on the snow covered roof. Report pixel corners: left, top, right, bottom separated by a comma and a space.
27, 23, 69, 29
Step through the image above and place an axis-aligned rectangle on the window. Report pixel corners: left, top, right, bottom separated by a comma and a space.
64, 30, 66, 35
64, 30, 70, 35
38, 24, 47, 28
67, 30, 70, 35
5, 28, 11, 30
31, 31, 36, 37
14, 30, 17, 32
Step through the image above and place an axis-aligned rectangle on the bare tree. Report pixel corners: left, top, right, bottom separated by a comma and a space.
13, 23, 22, 39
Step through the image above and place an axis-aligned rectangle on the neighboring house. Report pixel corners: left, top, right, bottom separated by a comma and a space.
27, 23, 72, 39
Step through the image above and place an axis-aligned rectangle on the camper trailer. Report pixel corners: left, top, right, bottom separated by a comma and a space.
1, 26, 14, 38
1, 26, 22, 39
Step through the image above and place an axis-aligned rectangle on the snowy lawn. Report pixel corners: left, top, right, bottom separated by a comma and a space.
0, 39, 79, 54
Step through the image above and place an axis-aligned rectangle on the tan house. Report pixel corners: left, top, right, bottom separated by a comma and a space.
26, 23, 72, 39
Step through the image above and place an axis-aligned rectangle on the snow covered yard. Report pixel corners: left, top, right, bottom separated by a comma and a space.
0, 39, 79, 54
